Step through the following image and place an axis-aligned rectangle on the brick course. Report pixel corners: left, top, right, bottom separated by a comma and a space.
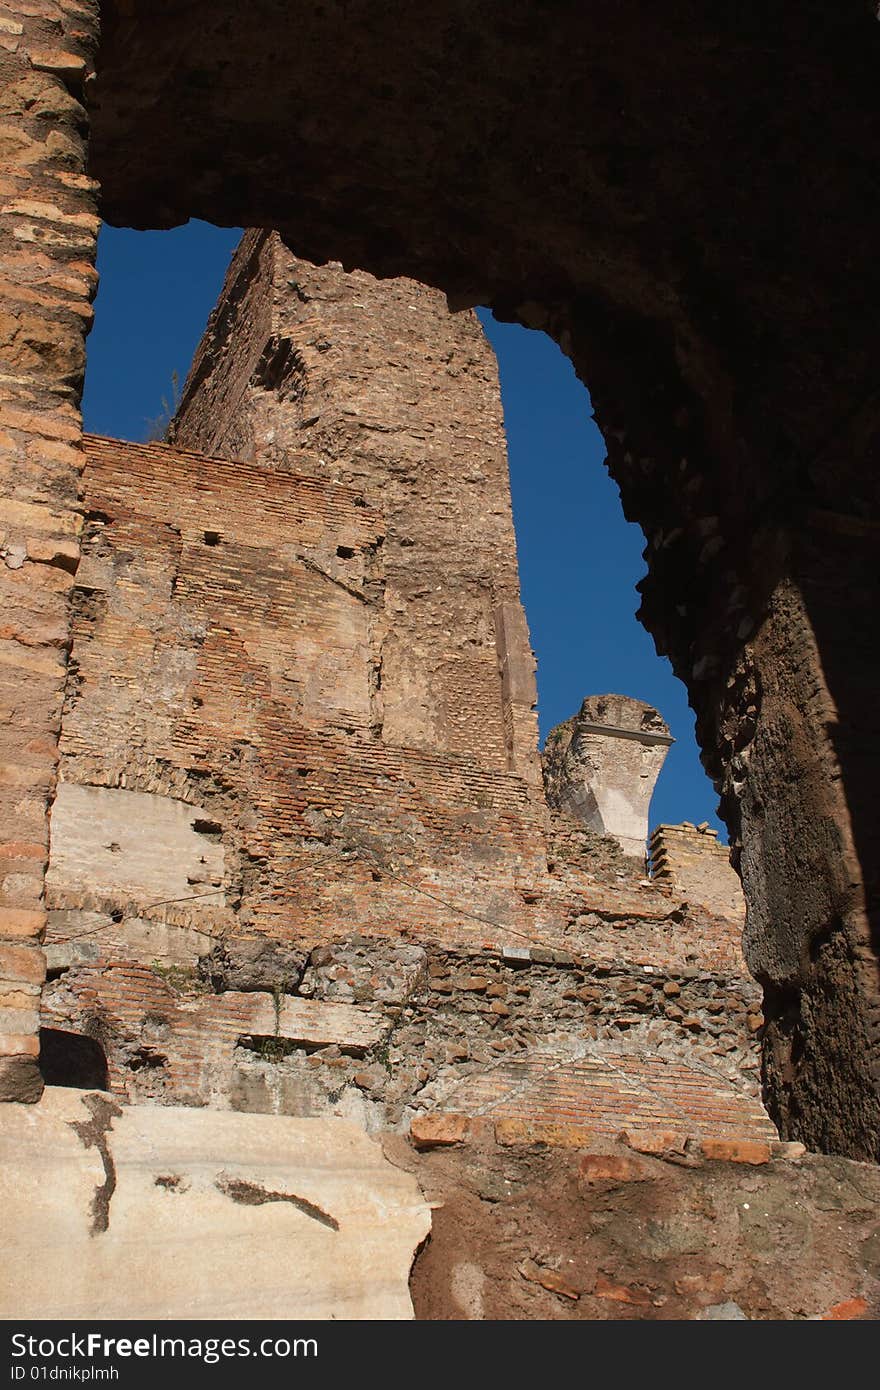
649, 822, 745, 923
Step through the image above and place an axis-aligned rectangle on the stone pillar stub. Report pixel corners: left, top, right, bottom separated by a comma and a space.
648, 822, 744, 922
542, 695, 672, 859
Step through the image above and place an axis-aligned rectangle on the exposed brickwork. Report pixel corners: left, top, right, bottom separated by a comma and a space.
427, 1050, 774, 1145
50, 434, 551, 956
649, 822, 745, 923
170, 232, 540, 783
546, 809, 642, 887
39, 264, 768, 1147
53, 431, 749, 965
0, 0, 99, 1098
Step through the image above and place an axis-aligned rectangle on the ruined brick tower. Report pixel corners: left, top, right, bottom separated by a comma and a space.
170, 230, 540, 783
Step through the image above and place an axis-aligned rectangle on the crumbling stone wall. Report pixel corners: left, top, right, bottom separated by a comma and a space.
47, 429, 754, 965
48, 432, 552, 955
27, 234, 772, 1161
42, 934, 766, 1127
1, 1, 877, 1157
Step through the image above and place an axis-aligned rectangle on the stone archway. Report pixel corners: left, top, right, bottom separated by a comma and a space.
1, 1, 878, 1155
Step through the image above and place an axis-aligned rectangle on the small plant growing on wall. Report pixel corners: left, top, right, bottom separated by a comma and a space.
143, 370, 181, 443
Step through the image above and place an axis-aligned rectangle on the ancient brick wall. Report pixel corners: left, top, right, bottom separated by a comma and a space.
649, 823, 745, 924
0, 0, 99, 1099
47, 433, 552, 955
40, 427, 765, 1134
41, 937, 767, 1127
170, 232, 540, 783
28, 241, 771, 1148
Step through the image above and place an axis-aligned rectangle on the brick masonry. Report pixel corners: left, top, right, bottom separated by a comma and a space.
649, 822, 746, 923
170, 230, 541, 783
36, 249, 770, 1142
0, 0, 99, 1099
428, 1050, 774, 1146
42, 937, 768, 1136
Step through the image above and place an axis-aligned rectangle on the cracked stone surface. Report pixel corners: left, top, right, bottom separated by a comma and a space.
0, 1088, 430, 1319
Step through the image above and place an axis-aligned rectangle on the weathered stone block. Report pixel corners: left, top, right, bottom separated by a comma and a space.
577, 1150, 657, 1185
47, 783, 226, 908
410, 1113, 471, 1149
699, 1137, 771, 1165
0, 905, 45, 938
0, 1089, 431, 1318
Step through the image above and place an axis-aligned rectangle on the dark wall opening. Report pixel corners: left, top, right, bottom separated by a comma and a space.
39, 1029, 109, 1092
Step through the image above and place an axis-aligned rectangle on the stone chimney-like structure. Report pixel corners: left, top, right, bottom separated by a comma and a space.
542, 695, 673, 859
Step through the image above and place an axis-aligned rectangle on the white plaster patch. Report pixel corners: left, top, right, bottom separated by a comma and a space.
47, 783, 225, 910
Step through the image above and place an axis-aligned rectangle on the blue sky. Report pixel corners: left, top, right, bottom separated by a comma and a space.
82, 221, 724, 837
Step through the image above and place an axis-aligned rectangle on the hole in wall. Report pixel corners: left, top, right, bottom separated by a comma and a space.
127, 1047, 167, 1073
191, 817, 223, 838
203, 530, 221, 546
39, 1028, 109, 1090
238, 1034, 300, 1062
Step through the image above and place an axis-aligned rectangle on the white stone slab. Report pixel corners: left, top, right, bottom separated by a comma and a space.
0, 1089, 430, 1320
217, 992, 389, 1051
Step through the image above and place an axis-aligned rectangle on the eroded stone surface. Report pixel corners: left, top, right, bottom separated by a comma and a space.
543, 696, 672, 860
39, 279, 763, 1140
47, 782, 226, 909
42, 936, 765, 1128
169, 231, 540, 781
399, 1132, 880, 1321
